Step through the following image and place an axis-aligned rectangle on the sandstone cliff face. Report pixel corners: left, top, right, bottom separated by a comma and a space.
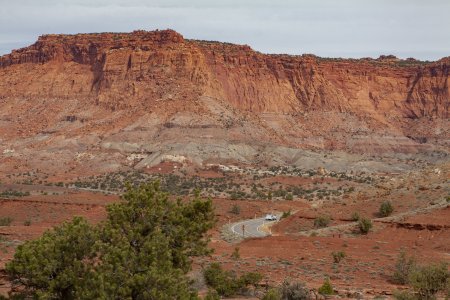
1, 29, 448, 118
0, 30, 448, 173
0, 30, 209, 110
197, 42, 449, 118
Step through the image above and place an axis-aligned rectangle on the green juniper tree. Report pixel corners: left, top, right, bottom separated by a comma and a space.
6, 217, 96, 299
7, 181, 215, 300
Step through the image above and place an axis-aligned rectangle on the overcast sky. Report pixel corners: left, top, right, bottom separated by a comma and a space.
1, 0, 449, 60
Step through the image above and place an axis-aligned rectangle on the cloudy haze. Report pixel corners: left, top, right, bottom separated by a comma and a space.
1, 0, 449, 60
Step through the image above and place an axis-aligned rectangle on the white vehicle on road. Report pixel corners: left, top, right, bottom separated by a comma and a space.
265, 214, 277, 221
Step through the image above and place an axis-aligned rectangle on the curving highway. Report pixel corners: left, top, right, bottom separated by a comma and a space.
230, 216, 277, 238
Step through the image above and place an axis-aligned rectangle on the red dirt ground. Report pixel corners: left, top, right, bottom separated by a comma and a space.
0, 166, 449, 298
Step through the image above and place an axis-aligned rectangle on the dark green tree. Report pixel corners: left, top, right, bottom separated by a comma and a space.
6, 217, 96, 299
89, 181, 214, 299
6, 181, 215, 300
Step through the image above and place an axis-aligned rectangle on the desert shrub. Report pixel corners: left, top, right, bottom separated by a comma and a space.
0, 217, 13, 226
318, 278, 334, 295
281, 210, 292, 219
331, 251, 346, 263
314, 215, 331, 228
285, 193, 294, 200
358, 217, 372, 234
0, 190, 30, 198
392, 251, 416, 285
379, 201, 394, 217
393, 290, 417, 300
231, 247, 240, 260
203, 263, 262, 297
239, 272, 263, 288
230, 204, 241, 215
408, 262, 449, 300
446, 278, 450, 299
350, 212, 360, 221
230, 190, 246, 200
274, 189, 287, 198
205, 289, 220, 300
279, 280, 309, 300
23, 220, 31, 226
263, 288, 281, 300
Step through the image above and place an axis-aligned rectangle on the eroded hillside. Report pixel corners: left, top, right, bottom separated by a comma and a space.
0, 29, 448, 176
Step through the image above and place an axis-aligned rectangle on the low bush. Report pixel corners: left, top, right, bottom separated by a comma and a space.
279, 280, 309, 300
0, 190, 30, 198
331, 251, 346, 263
350, 212, 360, 221
379, 201, 394, 217
230, 204, 241, 215
358, 217, 372, 234
318, 278, 334, 295
239, 272, 263, 288
392, 257, 449, 300
393, 290, 417, 300
231, 247, 240, 260
281, 210, 292, 219
203, 263, 235, 296
204, 289, 220, 300
408, 262, 448, 299
0, 217, 13, 226
392, 250, 416, 285
203, 263, 262, 297
263, 288, 281, 300
285, 193, 294, 200
314, 215, 331, 228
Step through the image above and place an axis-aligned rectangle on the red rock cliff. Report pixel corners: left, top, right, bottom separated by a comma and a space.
0, 29, 448, 119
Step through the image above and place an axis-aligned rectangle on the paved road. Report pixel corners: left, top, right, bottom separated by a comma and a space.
230, 217, 277, 238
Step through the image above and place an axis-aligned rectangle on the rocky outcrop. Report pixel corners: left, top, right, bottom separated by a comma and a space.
0, 29, 448, 118
0, 29, 448, 172
394, 222, 450, 231
198, 44, 449, 118
0, 30, 185, 67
